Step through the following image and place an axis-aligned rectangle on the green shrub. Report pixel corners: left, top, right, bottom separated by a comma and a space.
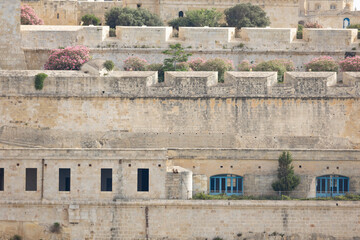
297, 24, 303, 39
50, 222, 61, 233
253, 59, 293, 82
305, 56, 338, 72
109, 28, 116, 37
175, 62, 191, 71
103, 60, 115, 71
105, 7, 163, 29
238, 60, 254, 71
147, 63, 165, 82
123, 56, 148, 71
168, 9, 223, 29
81, 14, 100, 26
224, 3, 270, 29
199, 58, 234, 82
347, 24, 360, 39
34, 73, 48, 90
10, 235, 22, 240
168, 17, 194, 30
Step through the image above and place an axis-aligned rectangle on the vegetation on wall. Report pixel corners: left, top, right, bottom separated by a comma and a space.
44, 46, 90, 70
10, 235, 22, 240
103, 60, 115, 71
347, 24, 360, 39
21, 4, 44, 25
304, 22, 323, 28
272, 151, 300, 195
105, 7, 163, 28
49, 222, 61, 233
162, 43, 192, 71
81, 14, 101, 26
34, 73, 48, 90
123, 56, 149, 71
305, 56, 338, 72
199, 58, 234, 83
339, 56, 360, 71
224, 3, 270, 29
168, 9, 223, 29
238, 59, 294, 82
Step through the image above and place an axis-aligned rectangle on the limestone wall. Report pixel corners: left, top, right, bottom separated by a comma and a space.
0, 200, 359, 239
20, 26, 360, 51
0, 0, 27, 70
21, 25, 109, 49
21, 0, 123, 25
0, 71, 360, 150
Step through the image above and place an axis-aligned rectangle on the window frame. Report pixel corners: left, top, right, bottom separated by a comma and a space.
210, 174, 243, 196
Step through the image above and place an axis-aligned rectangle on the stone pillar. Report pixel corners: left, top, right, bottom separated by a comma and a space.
0, 0, 27, 70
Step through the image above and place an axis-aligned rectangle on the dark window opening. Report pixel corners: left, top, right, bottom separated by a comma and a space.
137, 168, 149, 192
0, 168, 4, 191
137, 4, 142, 8
179, 11, 184, 17
26, 168, 37, 191
345, 52, 356, 58
57, 13, 60, 19
101, 169, 112, 192
59, 168, 71, 191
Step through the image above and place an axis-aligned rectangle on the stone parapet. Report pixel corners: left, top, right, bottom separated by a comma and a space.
0, 70, 358, 98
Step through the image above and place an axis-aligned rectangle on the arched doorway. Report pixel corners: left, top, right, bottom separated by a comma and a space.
179, 11, 184, 18
343, 18, 350, 28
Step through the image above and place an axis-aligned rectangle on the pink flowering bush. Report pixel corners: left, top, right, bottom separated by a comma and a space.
339, 56, 360, 72
305, 56, 338, 72
187, 58, 206, 71
44, 46, 90, 70
304, 22, 323, 28
123, 57, 148, 71
21, 5, 44, 25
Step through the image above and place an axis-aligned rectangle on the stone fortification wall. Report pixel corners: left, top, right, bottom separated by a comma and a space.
21, 25, 109, 49
1, 148, 359, 199
0, 71, 360, 150
21, 26, 359, 51
21, 0, 123, 25
0, 0, 26, 70
0, 200, 359, 239
20, 27, 359, 70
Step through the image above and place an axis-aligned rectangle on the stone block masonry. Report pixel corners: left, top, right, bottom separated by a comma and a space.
0, 200, 359, 239
0, 0, 27, 70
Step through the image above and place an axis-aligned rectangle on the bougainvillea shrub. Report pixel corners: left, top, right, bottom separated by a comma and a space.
21, 5, 44, 25
44, 46, 90, 70
339, 56, 360, 72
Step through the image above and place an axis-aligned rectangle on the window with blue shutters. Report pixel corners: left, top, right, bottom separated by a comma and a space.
210, 174, 243, 195
316, 175, 349, 197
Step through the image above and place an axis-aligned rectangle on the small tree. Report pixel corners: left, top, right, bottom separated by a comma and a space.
272, 152, 300, 195
168, 9, 223, 29
224, 3, 270, 29
81, 14, 101, 26
105, 7, 163, 28
162, 44, 192, 71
